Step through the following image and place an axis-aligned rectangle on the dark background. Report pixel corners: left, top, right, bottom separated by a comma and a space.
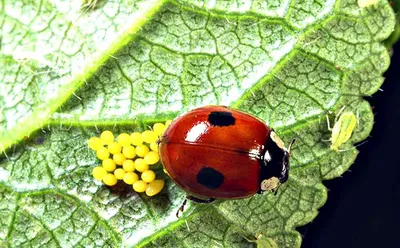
298, 44, 400, 246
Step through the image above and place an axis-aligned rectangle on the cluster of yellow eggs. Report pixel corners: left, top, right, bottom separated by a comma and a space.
87, 120, 171, 196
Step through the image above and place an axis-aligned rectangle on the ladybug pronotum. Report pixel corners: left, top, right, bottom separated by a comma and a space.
159, 106, 295, 217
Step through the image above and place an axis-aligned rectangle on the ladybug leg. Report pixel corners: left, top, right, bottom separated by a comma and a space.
176, 196, 216, 218
176, 198, 187, 218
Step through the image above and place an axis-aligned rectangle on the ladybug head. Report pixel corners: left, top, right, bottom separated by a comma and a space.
259, 131, 295, 194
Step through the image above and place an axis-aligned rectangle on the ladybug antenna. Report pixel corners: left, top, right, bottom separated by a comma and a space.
287, 139, 296, 153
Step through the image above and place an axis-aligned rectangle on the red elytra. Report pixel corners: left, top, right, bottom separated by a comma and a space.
159, 106, 294, 214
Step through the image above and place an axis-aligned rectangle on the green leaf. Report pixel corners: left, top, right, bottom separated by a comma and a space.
385, 0, 400, 48
0, 0, 396, 247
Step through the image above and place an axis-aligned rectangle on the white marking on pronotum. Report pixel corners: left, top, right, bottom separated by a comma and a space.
270, 131, 286, 151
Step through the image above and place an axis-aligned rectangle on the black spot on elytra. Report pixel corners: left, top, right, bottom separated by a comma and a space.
197, 167, 224, 189
208, 111, 235, 126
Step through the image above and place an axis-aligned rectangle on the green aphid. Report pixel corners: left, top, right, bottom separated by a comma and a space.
328, 109, 357, 152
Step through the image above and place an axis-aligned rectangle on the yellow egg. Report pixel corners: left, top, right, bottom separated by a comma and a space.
102, 158, 116, 172
144, 151, 159, 165
133, 180, 148, 192
96, 147, 110, 160
146, 179, 165, 196
130, 132, 143, 146
122, 159, 135, 172
134, 158, 149, 172
114, 168, 126, 180
92, 166, 107, 180
113, 153, 126, 165
123, 172, 139, 185
122, 146, 136, 159
103, 173, 117, 186
141, 130, 158, 144
100, 130, 114, 144
118, 133, 131, 147
153, 123, 166, 136
136, 144, 149, 157
108, 142, 122, 155
141, 170, 156, 183
87, 137, 104, 150
149, 142, 158, 152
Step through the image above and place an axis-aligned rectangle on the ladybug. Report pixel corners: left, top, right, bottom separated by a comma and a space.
159, 106, 295, 216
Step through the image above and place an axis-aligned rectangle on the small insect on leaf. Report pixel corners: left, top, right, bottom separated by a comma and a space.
330, 112, 357, 152
358, 0, 380, 8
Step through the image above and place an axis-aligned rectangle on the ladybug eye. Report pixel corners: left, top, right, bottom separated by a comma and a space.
260, 177, 280, 191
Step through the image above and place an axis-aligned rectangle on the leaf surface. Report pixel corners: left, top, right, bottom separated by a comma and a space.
0, 0, 395, 247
